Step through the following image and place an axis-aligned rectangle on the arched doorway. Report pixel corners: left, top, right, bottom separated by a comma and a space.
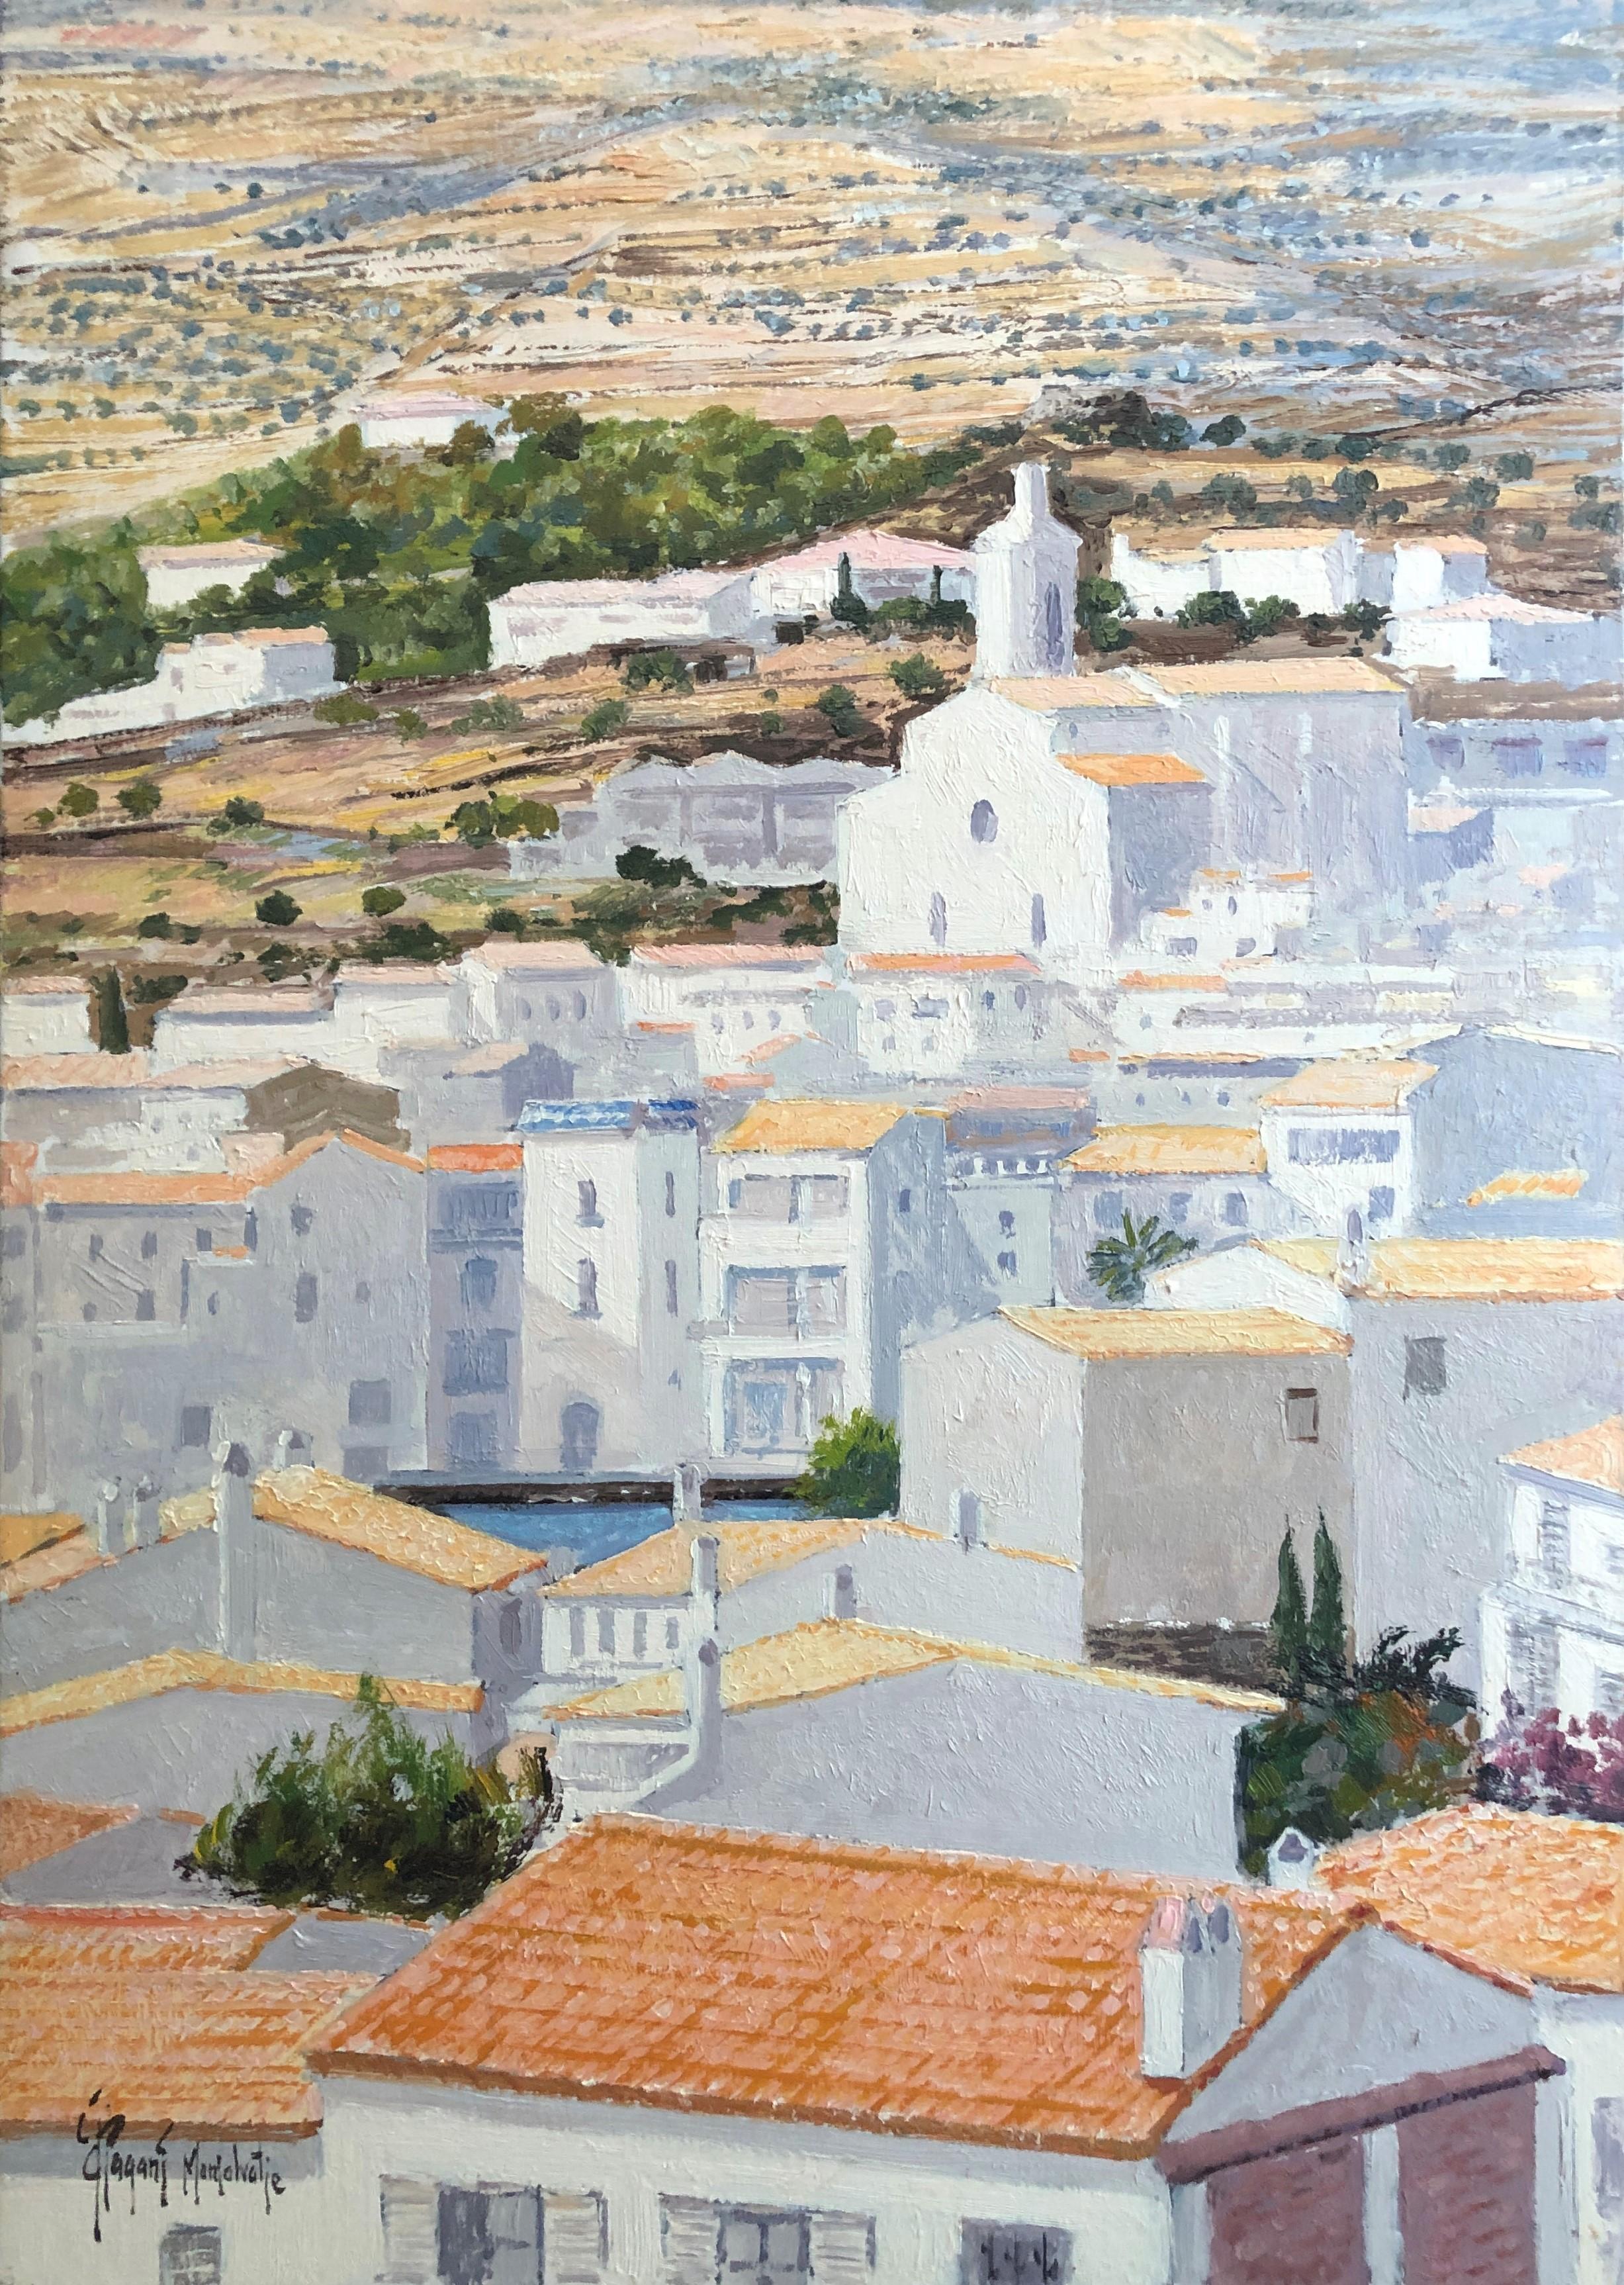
559, 1399, 601, 1473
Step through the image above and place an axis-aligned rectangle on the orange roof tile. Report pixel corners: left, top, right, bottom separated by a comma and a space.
553, 1620, 1281, 1722
990, 674, 1161, 712
1259, 1058, 1435, 1111
1466, 1170, 1586, 1206
848, 953, 1038, 976
1504, 1417, 1624, 1498
30, 1129, 421, 1207
0, 1514, 82, 1568
463, 940, 603, 971
1065, 1126, 1265, 1177
0, 1963, 369, 2137
1260, 1237, 1624, 1302
1004, 1305, 1349, 1360
1119, 971, 1230, 993
1058, 751, 1205, 788
0, 1654, 482, 1738
1145, 660, 1402, 697
0, 1052, 152, 1092
0, 1903, 291, 1975
0, 1794, 137, 1882
253, 1468, 547, 1591
313, 1818, 1351, 2153
1322, 1807, 1624, 1994
426, 1142, 524, 1172
546, 1516, 923, 1601
715, 1099, 916, 1154
630, 946, 827, 968
0, 1531, 109, 1604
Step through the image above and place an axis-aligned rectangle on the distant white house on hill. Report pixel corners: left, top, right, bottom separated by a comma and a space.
748, 528, 975, 621
136, 539, 283, 612
486, 568, 759, 671
1110, 524, 1490, 622
1384, 594, 1621, 687
7, 628, 339, 746
353, 391, 506, 450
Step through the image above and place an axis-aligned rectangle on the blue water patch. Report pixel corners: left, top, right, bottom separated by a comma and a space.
443, 1497, 805, 1569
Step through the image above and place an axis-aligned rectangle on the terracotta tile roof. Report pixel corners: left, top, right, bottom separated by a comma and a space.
1064, 1126, 1265, 1177
0, 1514, 82, 1568
0, 1052, 151, 1091
757, 530, 973, 573
1205, 527, 1345, 551
253, 1468, 548, 1591
0, 1654, 482, 1738
1426, 537, 1490, 555
1504, 1417, 1624, 1498
29, 1129, 422, 1207
1118, 971, 1230, 993
1002, 1305, 1351, 1360
0, 1903, 292, 1975
0, 1961, 369, 2138
1145, 661, 1402, 698
553, 1620, 1281, 1722
1466, 1170, 1586, 1206
848, 953, 1038, 976
1322, 1806, 1624, 1995
463, 939, 604, 971
1259, 1058, 1436, 1111
715, 1099, 916, 1154
1058, 751, 1205, 786
1407, 596, 1595, 625
0, 1530, 108, 1605
991, 674, 1161, 711
1260, 1237, 1624, 1302
313, 1818, 1351, 2153
0, 1794, 137, 1881
426, 1142, 524, 1172
545, 1517, 925, 1601
0, 978, 90, 997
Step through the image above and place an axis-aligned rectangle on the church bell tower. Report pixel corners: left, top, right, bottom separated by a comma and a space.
971, 461, 1081, 682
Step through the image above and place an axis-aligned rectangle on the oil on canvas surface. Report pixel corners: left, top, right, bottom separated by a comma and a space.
0, 3, 1620, 2280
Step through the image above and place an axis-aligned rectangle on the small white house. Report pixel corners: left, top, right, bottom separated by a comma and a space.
844, 953, 1053, 1079
1385, 595, 1621, 687
9, 628, 339, 745
0, 980, 93, 1058
1386, 535, 1491, 614
619, 945, 831, 1075
1480, 1415, 1624, 1721
152, 982, 338, 1069
486, 569, 758, 671
1107, 534, 1212, 620
1201, 526, 1362, 616
1058, 1123, 1290, 1293
1257, 1055, 1437, 1235
355, 392, 506, 451
749, 528, 975, 622
137, 539, 284, 612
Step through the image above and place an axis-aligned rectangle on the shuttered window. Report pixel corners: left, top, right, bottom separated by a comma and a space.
660, 2198, 873, 2285
378, 2177, 606, 2284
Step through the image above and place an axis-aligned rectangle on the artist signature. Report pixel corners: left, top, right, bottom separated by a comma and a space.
76, 2092, 286, 2243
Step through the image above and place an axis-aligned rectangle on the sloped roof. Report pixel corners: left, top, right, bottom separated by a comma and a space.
0, 1794, 137, 1882
0, 1515, 82, 1568
1205, 527, 1347, 552
848, 953, 1038, 976
1064, 1126, 1265, 1177
0, 1903, 291, 1976
1321, 1806, 1624, 1995
0, 1654, 482, 1738
253, 1468, 548, 1592
1259, 1058, 1436, 1111
426, 1142, 523, 1172
990, 674, 1161, 712
630, 945, 828, 970
461, 939, 604, 972
1058, 752, 1205, 787
546, 1517, 925, 1601
1503, 1417, 1623, 1498
1002, 1306, 1350, 1360
1401, 596, 1597, 626
1260, 1237, 1624, 1302
1466, 1170, 1586, 1206
716, 1099, 915, 1154
312, 1817, 1351, 2154
24, 1129, 422, 1209
138, 540, 282, 569
0, 1052, 152, 1092
757, 530, 973, 573
553, 1619, 1280, 1721
1144, 661, 1402, 698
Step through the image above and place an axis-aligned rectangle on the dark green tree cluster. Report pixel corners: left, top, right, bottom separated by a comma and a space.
185, 1675, 554, 1919
794, 1408, 901, 1518
1058, 390, 1195, 453
1238, 1518, 1477, 1870
449, 792, 559, 847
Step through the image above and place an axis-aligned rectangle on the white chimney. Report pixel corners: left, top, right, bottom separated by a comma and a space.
214, 1440, 257, 1662
683, 1634, 724, 1786
1267, 1827, 1320, 1890
672, 1461, 703, 1524
690, 1530, 721, 1641
1335, 1205, 1371, 1294
1140, 1896, 1245, 2080
91, 1479, 126, 1559
825, 1563, 858, 1621
273, 1427, 310, 1472
127, 1475, 161, 1553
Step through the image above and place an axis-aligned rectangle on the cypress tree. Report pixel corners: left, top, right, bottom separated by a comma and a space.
1309, 1511, 1347, 1675
91, 967, 128, 1056
1270, 1526, 1308, 1693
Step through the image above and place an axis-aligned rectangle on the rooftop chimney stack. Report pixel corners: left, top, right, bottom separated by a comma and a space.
214, 1439, 257, 1663
128, 1475, 161, 1554
1335, 1205, 1371, 1295
690, 1530, 721, 1642
1267, 1827, 1320, 1890
1140, 1895, 1245, 2080
91, 1479, 126, 1559
827, 1563, 858, 1622
684, 1634, 724, 1785
673, 1462, 703, 1525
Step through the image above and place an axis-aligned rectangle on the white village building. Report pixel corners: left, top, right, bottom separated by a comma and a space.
9, 627, 339, 746
1385, 595, 1620, 688
354, 391, 507, 451
136, 539, 284, 612
0, 980, 94, 1059
1479, 1415, 1624, 1723
748, 528, 975, 622
486, 568, 759, 672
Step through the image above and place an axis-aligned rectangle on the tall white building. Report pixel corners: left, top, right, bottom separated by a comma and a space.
1480, 1415, 1624, 1721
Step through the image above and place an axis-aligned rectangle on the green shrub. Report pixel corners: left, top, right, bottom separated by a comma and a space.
1085, 1209, 1197, 1303
136, 911, 173, 939
1200, 471, 1258, 515
615, 844, 705, 890
128, 970, 189, 1005
1077, 574, 1131, 653
449, 694, 525, 736
450, 793, 559, 847
815, 683, 864, 739
758, 710, 783, 735
30, 807, 56, 829
486, 905, 526, 935
1243, 594, 1301, 642
887, 653, 948, 701
58, 781, 99, 819
622, 648, 692, 694
793, 1408, 901, 1518
312, 692, 380, 726
372, 917, 453, 962
255, 890, 301, 927
210, 795, 265, 834
1493, 451, 1534, 483
361, 885, 406, 918
392, 708, 428, 740
185, 1675, 554, 1918
1201, 414, 1246, 446
1175, 588, 1247, 633
580, 698, 630, 743
116, 777, 163, 819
